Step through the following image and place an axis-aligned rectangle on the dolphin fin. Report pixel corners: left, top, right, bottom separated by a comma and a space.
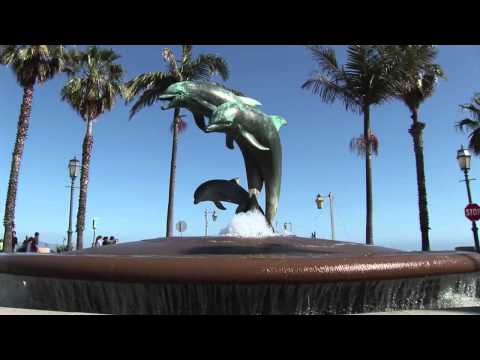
226, 134, 235, 149
237, 96, 262, 107
247, 195, 266, 217
193, 112, 206, 131
214, 201, 227, 210
269, 115, 287, 132
235, 202, 248, 214
241, 130, 270, 151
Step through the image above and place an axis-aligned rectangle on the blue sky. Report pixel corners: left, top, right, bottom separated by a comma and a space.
1, 45, 479, 251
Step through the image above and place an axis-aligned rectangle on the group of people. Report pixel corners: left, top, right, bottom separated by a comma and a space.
92, 235, 119, 248
14, 231, 41, 253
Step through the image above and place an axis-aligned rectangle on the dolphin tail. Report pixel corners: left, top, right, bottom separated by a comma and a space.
269, 115, 287, 132
235, 194, 265, 216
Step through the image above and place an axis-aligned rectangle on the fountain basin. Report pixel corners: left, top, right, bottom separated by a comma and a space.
1, 237, 479, 314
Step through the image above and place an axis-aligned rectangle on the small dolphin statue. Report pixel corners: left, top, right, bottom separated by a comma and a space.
193, 178, 264, 216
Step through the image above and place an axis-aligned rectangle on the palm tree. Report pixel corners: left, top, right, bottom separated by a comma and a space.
456, 94, 480, 155
61, 46, 124, 250
0, 45, 70, 253
124, 45, 229, 237
387, 45, 445, 251
302, 45, 399, 245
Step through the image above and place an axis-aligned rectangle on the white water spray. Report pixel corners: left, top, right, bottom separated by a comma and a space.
219, 210, 291, 237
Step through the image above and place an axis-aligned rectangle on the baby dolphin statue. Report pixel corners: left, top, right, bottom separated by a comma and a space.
194, 178, 264, 215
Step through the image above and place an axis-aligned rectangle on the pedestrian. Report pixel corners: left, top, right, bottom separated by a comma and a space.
12, 231, 18, 252
109, 236, 116, 245
93, 235, 103, 248
102, 236, 110, 246
25, 237, 35, 252
30, 236, 39, 253
34, 232, 40, 245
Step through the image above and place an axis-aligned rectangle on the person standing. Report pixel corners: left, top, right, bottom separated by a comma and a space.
30, 236, 39, 253
93, 235, 103, 248
12, 231, 18, 252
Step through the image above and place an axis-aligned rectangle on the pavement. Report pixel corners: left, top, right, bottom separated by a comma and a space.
0, 307, 104, 315
358, 307, 480, 315
1, 306, 480, 315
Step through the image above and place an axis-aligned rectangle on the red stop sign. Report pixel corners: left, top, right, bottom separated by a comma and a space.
465, 204, 480, 221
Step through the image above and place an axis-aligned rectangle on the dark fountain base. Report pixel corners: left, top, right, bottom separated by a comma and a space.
1, 236, 480, 314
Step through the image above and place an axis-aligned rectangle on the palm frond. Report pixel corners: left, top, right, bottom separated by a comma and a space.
468, 128, 480, 155
124, 72, 177, 102
171, 114, 188, 134
185, 53, 229, 81
61, 46, 125, 121
456, 118, 480, 133
181, 45, 193, 66
306, 45, 341, 79
386, 45, 445, 111
125, 46, 230, 129
302, 71, 361, 113
0, 45, 72, 87
161, 48, 180, 77
349, 133, 379, 157
303, 45, 399, 115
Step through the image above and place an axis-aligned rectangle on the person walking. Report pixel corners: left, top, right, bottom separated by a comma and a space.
30, 236, 39, 253
12, 231, 18, 252
93, 235, 102, 248
102, 236, 110, 246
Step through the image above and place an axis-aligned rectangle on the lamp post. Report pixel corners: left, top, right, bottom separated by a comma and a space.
457, 146, 480, 252
283, 222, 292, 233
204, 210, 218, 237
66, 157, 80, 251
316, 193, 335, 240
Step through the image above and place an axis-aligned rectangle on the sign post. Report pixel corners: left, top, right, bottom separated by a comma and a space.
176, 221, 187, 237
465, 204, 480, 222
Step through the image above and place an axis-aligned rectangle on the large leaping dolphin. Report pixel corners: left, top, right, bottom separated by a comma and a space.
158, 81, 261, 131
206, 101, 286, 225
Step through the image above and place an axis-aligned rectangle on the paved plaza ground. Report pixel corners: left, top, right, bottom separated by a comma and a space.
1, 306, 479, 315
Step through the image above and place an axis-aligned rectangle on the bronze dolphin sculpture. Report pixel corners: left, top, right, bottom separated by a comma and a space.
159, 81, 286, 226
193, 178, 264, 216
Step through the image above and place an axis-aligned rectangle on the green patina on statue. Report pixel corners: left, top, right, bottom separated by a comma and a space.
159, 81, 286, 227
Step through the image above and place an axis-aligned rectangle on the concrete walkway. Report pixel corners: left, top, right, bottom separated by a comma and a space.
0, 307, 104, 315
2, 306, 479, 315
358, 307, 480, 315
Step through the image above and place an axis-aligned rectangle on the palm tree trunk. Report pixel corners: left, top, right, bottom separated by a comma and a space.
2, 84, 34, 253
409, 109, 430, 251
364, 105, 373, 245
165, 107, 180, 237
75, 118, 94, 250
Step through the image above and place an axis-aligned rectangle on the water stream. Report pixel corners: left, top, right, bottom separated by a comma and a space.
1, 271, 479, 314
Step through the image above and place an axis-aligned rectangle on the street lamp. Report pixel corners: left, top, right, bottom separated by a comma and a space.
66, 157, 80, 251
204, 210, 218, 237
457, 145, 480, 252
316, 193, 335, 240
283, 222, 292, 232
